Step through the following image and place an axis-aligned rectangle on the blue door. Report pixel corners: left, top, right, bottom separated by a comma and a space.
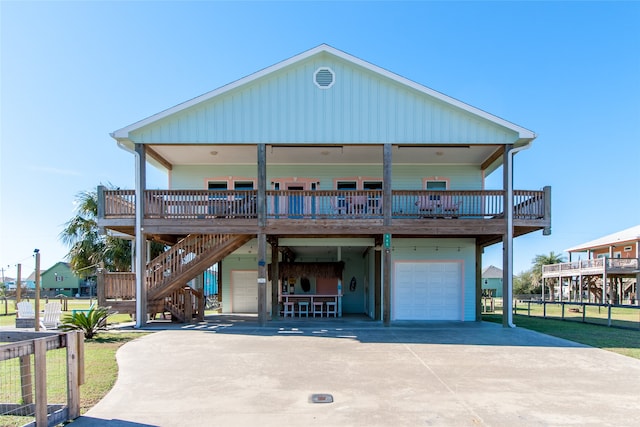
288, 186, 304, 218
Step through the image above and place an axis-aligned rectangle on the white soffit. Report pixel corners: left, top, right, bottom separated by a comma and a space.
149, 144, 498, 166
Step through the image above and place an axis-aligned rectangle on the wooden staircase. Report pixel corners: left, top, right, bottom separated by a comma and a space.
145, 233, 253, 320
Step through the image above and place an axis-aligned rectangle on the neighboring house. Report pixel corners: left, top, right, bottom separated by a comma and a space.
41, 262, 86, 297
482, 265, 503, 298
542, 225, 640, 304
23, 272, 39, 290
98, 44, 551, 326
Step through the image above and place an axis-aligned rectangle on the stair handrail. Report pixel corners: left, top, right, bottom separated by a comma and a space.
146, 234, 233, 293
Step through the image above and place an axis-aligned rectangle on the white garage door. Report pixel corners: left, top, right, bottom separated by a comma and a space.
231, 271, 271, 313
394, 262, 462, 320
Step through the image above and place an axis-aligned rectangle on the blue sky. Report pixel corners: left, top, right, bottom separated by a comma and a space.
1, 1, 639, 277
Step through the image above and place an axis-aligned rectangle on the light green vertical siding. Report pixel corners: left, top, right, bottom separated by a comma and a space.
131, 53, 518, 145
170, 164, 481, 190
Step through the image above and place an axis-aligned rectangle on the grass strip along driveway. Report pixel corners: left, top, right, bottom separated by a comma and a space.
483, 313, 640, 360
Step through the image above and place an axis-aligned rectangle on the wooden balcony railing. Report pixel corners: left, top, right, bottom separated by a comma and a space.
102, 272, 135, 300
542, 258, 640, 277
100, 189, 548, 220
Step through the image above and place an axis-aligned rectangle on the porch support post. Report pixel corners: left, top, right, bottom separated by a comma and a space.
257, 143, 267, 326
382, 143, 392, 326
134, 143, 147, 328
271, 237, 280, 319
476, 241, 483, 321
374, 236, 382, 321
502, 144, 515, 328
383, 143, 392, 226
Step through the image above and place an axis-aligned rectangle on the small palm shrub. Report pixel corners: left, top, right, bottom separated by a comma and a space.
59, 306, 113, 339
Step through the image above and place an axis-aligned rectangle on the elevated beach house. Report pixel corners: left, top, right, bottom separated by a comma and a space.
542, 225, 639, 304
98, 44, 551, 327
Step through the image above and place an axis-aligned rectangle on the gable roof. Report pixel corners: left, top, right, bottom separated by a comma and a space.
482, 265, 503, 279
112, 44, 535, 144
565, 225, 640, 252
42, 261, 73, 276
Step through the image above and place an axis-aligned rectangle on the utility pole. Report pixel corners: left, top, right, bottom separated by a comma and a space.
34, 249, 41, 331
16, 264, 22, 303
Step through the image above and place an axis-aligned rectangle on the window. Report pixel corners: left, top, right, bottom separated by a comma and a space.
426, 181, 447, 190
363, 181, 382, 190
425, 180, 447, 201
337, 181, 357, 190
208, 182, 227, 190
234, 181, 254, 190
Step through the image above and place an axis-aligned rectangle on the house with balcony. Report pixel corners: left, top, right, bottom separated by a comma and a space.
97, 44, 551, 326
542, 225, 639, 304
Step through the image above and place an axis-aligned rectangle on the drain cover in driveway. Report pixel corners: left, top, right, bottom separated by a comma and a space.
310, 393, 334, 403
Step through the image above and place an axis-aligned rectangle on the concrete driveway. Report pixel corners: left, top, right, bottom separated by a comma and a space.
68, 317, 640, 427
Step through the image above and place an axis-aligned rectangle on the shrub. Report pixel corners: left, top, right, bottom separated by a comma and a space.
59, 306, 113, 339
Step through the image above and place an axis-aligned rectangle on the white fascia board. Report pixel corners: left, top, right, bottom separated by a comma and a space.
112, 43, 536, 142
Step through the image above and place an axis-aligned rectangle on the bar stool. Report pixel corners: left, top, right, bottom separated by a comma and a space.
312, 300, 323, 317
325, 301, 337, 317
283, 301, 295, 318
298, 301, 310, 317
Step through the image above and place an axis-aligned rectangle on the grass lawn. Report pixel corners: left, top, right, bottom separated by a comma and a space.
0, 331, 146, 426
484, 313, 640, 360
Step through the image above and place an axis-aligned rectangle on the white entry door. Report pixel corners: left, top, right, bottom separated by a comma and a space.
231, 271, 271, 314
394, 262, 462, 320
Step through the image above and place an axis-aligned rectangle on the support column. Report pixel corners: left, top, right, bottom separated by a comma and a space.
374, 237, 382, 321
271, 238, 280, 319
502, 144, 515, 327
382, 143, 392, 326
134, 143, 147, 328
476, 241, 483, 321
383, 143, 392, 226
383, 246, 391, 326
257, 143, 267, 325
337, 247, 343, 317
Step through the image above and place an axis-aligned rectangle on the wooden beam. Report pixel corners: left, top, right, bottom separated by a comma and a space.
481, 146, 505, 171
146, 146, 173, 171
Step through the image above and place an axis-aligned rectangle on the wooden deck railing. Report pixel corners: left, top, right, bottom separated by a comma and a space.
100, 189, 548, 220
543, 258, 640, 277
102, 272, 135, 300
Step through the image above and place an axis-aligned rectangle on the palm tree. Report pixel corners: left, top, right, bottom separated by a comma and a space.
60, 189, 105, 276
531, 251, 566, 301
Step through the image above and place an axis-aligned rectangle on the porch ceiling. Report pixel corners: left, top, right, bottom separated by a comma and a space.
147, 144, 501, 167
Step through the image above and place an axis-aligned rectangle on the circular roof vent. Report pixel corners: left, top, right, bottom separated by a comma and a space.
314, 67, 335, 89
